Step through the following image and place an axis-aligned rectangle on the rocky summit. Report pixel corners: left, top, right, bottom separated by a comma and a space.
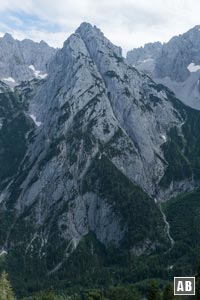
0, 33, 56, 85
0, 23, 200, 295
127, 25, 200, 110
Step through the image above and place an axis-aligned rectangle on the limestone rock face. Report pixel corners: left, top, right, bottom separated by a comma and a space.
0, 33, 56, 85
155, 25, 200, 82
126, 25, 200, 109
126, 41, 162, 75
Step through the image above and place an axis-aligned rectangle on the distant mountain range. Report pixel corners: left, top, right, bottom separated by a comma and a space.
127, 25, 200, 110
0, 33, 56, 85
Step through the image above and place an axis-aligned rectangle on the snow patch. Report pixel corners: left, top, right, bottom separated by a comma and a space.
2, 77, 15, 83
187, 63, 200, 73
142, 58, 154, 63
29, 65, 35, 71
29, 65, 48, 79
29, 114, 42, 127
161, 135, 167, 142
0, 249, 7, 256
25, 233, 38, 254
38, 73, 48, 79
0, 192, 5, 203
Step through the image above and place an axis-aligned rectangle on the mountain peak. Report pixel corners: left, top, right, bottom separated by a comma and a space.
3, 33, 14, 42
39, 40, 50, 47
75, 22, 122, 58
76, 22, 103, 39
77, 22, 94, 31
62, 22, 99, 50
190, 24, 200, 31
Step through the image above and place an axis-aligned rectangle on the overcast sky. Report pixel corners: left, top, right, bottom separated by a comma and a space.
0, 0, 200, 53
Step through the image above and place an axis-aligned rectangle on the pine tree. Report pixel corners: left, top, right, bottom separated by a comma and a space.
147, 281, 161, 300
163, 284, 173, 300
0, 271, 15, 300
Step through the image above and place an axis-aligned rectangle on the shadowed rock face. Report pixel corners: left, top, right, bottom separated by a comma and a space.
1, 23, 200, 291
126, 25, 200, 110
154, 25, 200, 82
0, 33, 56, 85
126, 41, 162, 76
